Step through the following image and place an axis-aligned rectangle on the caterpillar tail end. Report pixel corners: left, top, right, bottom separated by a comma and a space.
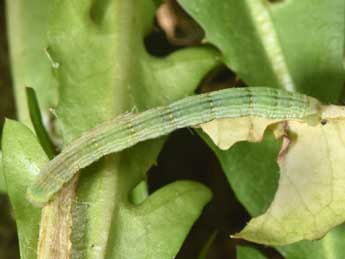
26, 185, 50, 208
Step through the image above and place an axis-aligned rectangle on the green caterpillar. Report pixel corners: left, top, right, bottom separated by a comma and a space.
27, 87, 322, 207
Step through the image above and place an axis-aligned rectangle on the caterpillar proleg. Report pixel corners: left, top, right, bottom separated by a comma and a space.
27, 87, 321, 207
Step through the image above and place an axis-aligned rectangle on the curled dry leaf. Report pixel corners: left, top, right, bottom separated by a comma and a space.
200, 105, 345, 245
200, 117, 283, 150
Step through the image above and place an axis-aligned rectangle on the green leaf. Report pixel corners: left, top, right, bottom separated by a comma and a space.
88, 181, 211, 259
237, 246, 266, 259
152, 0, 164, 8
0, 152, 6, 193
180, 0, 345, 251
199, 130, 280, 217
130, 180, 149, 205
178, 0, 345, 101
6, 0, 58, 127
278, 224, 345, 259
1, 119, 47, 259
37, 0, 219, 257
26, 87, 56, 159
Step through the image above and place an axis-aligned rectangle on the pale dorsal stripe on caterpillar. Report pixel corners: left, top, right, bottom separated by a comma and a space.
27, 87, 322, 207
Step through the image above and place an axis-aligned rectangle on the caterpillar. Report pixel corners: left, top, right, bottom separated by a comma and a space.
27, 87, 322, 207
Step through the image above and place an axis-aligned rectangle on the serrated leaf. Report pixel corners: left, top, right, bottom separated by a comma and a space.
37, 0, 219, 258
